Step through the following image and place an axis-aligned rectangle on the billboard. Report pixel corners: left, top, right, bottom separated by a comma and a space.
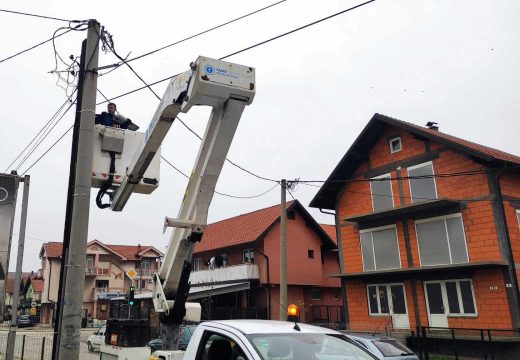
0, 174, 19, 312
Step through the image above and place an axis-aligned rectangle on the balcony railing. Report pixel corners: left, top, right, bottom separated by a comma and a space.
189, 263, 259, 286
85, 267, 110, 276
136, 269, 154, 277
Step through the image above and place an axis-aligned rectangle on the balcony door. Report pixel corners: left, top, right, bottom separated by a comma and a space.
424, 282, 448, 327
367, 283, 409, 329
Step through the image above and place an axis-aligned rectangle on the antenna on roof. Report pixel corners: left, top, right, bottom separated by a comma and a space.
425, 121, 439, 131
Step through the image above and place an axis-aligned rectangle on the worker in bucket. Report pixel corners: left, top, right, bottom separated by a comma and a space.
95, 102, 139, 131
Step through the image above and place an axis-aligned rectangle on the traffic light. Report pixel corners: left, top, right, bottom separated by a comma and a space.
129, 285, 135, 306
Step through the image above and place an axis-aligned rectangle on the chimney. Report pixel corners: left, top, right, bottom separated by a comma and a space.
426, 121, 439, 131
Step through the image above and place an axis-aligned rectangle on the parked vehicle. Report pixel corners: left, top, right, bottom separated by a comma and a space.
87, 326, 106, 352
151, 319, 378, 360
346, 334, 418, 360
17, 314, 32, 328
147, 324, 198, 352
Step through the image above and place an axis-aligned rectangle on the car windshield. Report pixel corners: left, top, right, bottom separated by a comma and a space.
20, 315, 30, 320
372, 339, 414, 356
248, 333, 376, 360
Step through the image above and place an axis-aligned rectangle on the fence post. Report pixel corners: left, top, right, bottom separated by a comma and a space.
21, 334, 26, 359
451, 329, 458, 360
480, 329, 487, 360
422, 327, 429, 360
41, 337, 46, 360
488, 329, 495, 360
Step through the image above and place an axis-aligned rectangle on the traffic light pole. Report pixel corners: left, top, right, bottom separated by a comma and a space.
52, 20, 99, 360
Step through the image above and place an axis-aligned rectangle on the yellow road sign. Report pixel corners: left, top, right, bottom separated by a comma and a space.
126, 268, 137, 280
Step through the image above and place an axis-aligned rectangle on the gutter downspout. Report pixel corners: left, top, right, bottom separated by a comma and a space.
254, 248, 270, 320
321, 207, 349, 329
492, 170, 520, 329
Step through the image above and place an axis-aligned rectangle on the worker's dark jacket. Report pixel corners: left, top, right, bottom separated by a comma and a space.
95, 112, 115, 127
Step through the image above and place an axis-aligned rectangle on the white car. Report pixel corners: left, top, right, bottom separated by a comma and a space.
87, 326, 106, 352
152, 320, 378, 360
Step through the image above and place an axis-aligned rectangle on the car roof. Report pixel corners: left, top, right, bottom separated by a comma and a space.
346, 333, 395, 341
202, 320, 343, 336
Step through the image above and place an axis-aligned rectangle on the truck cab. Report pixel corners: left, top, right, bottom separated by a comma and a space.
151, 320, 378, 360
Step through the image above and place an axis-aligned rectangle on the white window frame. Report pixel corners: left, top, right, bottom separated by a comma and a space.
369, 173, 395, 212
414, 213, 469, 266
389, 137, 402, 153
423, 279, 478, 317
407, 161, 438, 203
243, 249, 254, 263
366, 283, 408, 316
516, 209, 520, 227
359, 225, 401, 271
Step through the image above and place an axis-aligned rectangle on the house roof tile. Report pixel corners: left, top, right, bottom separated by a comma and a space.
319, 224, 337, 245
194, 201, 295, 253
40, 241, 163, 261
194, 200, 337, 253
311, 113, 520, 210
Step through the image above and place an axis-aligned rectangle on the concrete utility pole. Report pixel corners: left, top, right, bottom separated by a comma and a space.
54, 21, 99, 360
6, 175, 30, 360
279, 179, 287, 320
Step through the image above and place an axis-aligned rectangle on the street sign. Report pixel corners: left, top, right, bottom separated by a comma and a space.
126, 268, 137, 280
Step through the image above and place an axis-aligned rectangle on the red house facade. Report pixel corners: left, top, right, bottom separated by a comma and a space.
191, 200, 343, 325
310, 114, 520, 331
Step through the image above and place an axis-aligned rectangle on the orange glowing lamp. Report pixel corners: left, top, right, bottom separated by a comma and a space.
287, 304, 299, 318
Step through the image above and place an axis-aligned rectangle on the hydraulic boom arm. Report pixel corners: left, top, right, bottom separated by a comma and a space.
110, 56, 255, 349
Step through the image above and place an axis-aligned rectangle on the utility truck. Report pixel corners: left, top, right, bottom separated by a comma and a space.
94, 56, 376, 360
150, 318, 378, 360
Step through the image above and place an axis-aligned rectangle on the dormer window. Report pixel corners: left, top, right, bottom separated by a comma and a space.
389, 137, 402, 153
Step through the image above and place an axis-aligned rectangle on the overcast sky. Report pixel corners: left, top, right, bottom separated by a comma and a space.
1, 0, 519, 271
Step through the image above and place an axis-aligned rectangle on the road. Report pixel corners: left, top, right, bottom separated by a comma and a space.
0, 327, 99, 360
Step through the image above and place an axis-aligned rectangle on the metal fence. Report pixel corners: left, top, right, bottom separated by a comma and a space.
408, 326, 520, 360
0, 330, 54, 360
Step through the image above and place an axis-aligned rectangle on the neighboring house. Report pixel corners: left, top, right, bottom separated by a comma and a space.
39, 240, 163, 324
310, 113, 520, 331
21, 276, 44, 318
191, 199, 343, 325
3, 272, 32, 318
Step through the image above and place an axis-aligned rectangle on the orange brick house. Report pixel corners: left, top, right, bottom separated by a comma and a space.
310, 113, 520, 331
191, 200, 343, 325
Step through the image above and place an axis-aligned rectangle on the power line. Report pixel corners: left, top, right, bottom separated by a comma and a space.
161, 155, 279, 199
96, 0, 377, 105
297, 166, 520, 185
4, 92, 76, 173
0, 28, 73, 64
15, 96, 77, 172
0, 8, 73, 22
21, 123, 74, 176
100, 29, 279, 184
219, 0, 377, 60
96, 0, 287, 71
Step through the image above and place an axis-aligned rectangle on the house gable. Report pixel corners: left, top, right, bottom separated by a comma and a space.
311, 113, 520, 210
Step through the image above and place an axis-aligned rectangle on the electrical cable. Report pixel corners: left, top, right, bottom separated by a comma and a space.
0, 28, 73, 64
96, 0, 377, 105
20, 123, 74, 176
161, 155, 279, 199
96, 0, 287, 71
297, 166, 520, 185
100, 29, 279, 184
15, 95, 77, 171
219, 0, 377, 60
4, 91, 76, 173
0, 8, 73, 22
